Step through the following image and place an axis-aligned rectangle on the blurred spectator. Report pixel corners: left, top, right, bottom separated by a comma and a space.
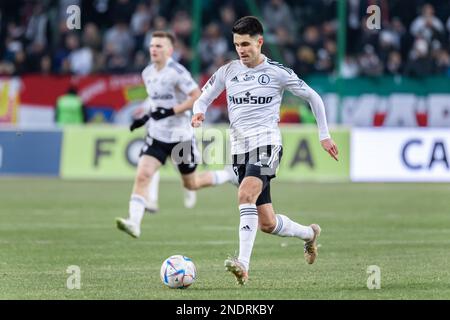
432, 49, 450, 75
263, 0, 295, 37
103, 19, 135, 72
198, 23, 228, 71
410, 4, 444, 42
171, 11, 193, 47
404, 37, 434, 77
82, 23, 102, 52
301, 26, 322, 53
66, 35, 93, 75
0, 0, 448, 78
40, 54, 52, 75
25, 3, 50, 50
341, 55, 360, 78
315, 38, 336, 74
273, 26, 295, 66
13, 50, 27, 75
131, 2, 152, 52
218, 5, 236, 49
386, 51, 403, 75
294, 46, 316, 76
358, 44, 384, 76
129, 49, 149, 73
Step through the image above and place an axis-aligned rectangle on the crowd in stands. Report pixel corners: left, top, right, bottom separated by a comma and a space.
0, 0, 449, 78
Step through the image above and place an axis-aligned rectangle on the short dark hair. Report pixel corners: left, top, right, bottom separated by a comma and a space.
232, 16, 264, 36
151, 31, 176, 45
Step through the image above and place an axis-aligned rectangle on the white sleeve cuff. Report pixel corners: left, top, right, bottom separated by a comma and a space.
193, 100, 208, 115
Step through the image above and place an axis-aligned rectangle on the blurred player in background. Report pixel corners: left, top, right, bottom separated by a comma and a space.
192, 16, 339, 285
134, 97, 196, 212
116, 31, 237, 238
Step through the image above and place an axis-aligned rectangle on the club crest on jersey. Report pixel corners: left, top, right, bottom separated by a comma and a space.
243, 74, 255, 81
258, 74, 270, 85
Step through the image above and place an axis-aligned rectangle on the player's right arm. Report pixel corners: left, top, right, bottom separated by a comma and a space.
191, 66, 227, 127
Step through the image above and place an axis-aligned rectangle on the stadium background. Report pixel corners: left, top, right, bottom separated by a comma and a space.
1, 0, 450, 300
1, 0, 450, 182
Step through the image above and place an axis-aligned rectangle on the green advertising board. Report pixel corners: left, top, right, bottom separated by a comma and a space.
278, 126, 349, 181
61, 126, 178, 179
61, 125, 349, 181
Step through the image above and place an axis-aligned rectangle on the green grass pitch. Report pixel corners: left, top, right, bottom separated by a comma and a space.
1, 178, 449, 299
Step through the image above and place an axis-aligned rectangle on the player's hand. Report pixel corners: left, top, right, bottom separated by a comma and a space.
191, 113, 205, 128
129, 114, 150, 131
150, 107, 175, 120
321, 138, 339, 161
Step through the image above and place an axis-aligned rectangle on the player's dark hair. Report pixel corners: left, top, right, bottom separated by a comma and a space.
232, 16, 264, 36
152, 31, 176, 45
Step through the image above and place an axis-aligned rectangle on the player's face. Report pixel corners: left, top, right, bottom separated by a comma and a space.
149, 37, 173, 64
233, 33, 263, 67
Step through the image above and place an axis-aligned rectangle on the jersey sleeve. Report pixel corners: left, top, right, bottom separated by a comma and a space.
193, 66, 226, 114
141, 96, 152, 113
282, 72, 331, 141
176, 70, 199, 95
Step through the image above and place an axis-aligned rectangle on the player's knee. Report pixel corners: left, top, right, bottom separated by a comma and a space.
136, 170, 152, 186
259, 220, 276, 233
238, 188, 258, 204
183, 179, 198, 191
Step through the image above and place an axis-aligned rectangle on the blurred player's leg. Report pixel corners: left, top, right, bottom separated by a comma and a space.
176, 140, 237, 209
181, 168, 237, 191
146, 170, 160, 213
257, 203, 321, 264
183, 188, 197, 209
116, 155, 161, 238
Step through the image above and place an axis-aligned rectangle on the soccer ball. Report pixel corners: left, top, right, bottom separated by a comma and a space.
160, 255, 197, 289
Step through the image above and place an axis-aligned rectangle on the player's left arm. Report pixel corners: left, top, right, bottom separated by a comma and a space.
285, 74, 339, 161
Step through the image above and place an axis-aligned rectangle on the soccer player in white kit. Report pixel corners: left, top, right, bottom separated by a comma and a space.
134, 97, 196, 213
116, 31, 236, 238
192, 17, 339, 285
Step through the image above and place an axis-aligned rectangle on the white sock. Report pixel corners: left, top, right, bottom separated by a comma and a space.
148, 170, 160, 204
271, 214, 313, 240
238, 203, 258, 271
129, 194, 146, 226
211, 170, 231, 185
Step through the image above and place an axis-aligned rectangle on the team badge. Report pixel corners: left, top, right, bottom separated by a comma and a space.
258, 74, 270, 85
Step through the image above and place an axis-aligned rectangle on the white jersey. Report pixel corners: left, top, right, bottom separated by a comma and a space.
193, 56, 331, 154
142, 57, 198, 143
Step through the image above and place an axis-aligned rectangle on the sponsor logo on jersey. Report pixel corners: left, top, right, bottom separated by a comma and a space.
228, 91, 273, 105
151, 93, 174, 100
243, 74, 255, 81
230, 76, 239, 83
